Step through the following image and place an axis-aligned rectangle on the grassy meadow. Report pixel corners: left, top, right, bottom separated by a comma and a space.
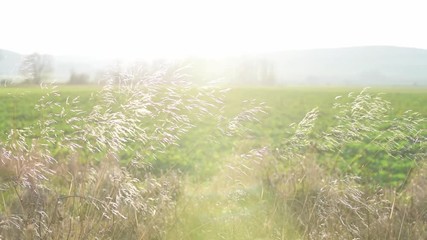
0, 81, 426, 239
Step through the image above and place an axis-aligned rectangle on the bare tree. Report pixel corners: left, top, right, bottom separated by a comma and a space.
20, 53, 53, 84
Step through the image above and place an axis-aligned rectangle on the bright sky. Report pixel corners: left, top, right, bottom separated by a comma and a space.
1, 0, 426, 59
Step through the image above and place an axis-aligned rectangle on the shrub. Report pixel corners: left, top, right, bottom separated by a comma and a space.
68, 72, 90, 85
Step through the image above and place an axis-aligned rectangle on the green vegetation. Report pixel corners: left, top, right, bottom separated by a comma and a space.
0, 79, 426, 239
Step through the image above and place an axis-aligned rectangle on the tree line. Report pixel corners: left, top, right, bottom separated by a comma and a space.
18, 53, 90, 85
15, 52, 277, 85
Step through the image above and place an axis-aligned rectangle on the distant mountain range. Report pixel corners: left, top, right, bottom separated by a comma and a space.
1, 46, 427, 86
265, 46, 427, 86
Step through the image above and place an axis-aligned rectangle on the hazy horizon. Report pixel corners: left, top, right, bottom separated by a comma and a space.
2, 0, 427, 59
3, 44, 427, 61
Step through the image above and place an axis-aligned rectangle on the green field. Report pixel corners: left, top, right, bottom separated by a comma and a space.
0, 85, 426, 239
1, 86, 425, 175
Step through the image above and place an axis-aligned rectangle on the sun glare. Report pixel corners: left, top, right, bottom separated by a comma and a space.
1, 0, 427, 59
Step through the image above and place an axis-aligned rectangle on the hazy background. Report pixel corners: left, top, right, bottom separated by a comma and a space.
1, 0, 427, 85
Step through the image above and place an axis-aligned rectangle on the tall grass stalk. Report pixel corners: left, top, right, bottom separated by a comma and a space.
267, 89, 427, 239
0, 65, 243, 239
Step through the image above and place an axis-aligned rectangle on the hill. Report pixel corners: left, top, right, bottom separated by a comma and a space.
266, 46, 427, 86
0, 49, 22, 77
1, 46, 427, 86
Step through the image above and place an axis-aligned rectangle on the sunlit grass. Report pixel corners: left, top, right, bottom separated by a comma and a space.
0, 82, 426, 239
